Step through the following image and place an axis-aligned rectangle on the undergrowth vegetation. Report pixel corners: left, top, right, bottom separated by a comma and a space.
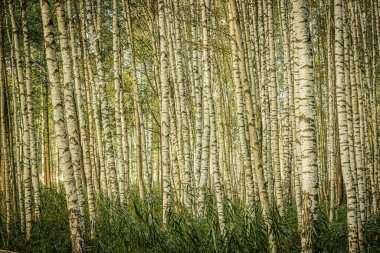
1, 188, 379, 252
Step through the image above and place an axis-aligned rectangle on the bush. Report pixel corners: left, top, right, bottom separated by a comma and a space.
1, 188, 380, 252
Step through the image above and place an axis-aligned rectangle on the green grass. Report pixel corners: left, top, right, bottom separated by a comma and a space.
1, 188, 379, 252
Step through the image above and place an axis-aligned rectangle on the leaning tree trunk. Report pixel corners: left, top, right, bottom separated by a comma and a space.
229, 0, 277, 251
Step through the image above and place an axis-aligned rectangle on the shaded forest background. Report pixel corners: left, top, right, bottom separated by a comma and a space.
0, 0, 379, 252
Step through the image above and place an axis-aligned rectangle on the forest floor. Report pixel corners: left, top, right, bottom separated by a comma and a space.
1, 187, 380, 252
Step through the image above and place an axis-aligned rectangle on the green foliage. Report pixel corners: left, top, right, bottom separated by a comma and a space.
1, 188, 380, 252
315, 205, 348, 253
0, 188, 71, 252
365, 215, 380, 252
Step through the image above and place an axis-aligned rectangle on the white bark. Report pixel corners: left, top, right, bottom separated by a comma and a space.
113, 0, 126, 205
292, 0, 319, 251
8, 1, 33, 240
56, 0, 87, 234
21, 0, 41, 220
40, 0, 84, 251
159, 0, 172, 226
334, 0, 359, 251
84, 0, 119, 200
67, 0, 96, 237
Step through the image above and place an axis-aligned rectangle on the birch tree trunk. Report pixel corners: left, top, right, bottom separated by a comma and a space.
172, 0, 192, 209
0, 10, 11, 237
348, 3, 366, 248
123, 0, 145, 200
40, 0, 84, 251
279, 0, 292, 211
326, 0, 337, 222
191, 0, 203, 195
267, 0, 284, 216
43, 82, 52, 188
120, 99, 130, 192
8, 1, 33, 240
208, 2, 225, 236
159, 0, 171, 227
55, 0, 87, 235
113, 0, 126, 205
229, 0, 276, 251
197, 0, 211, 215
84, 0, 119, 200
67, 0, 96, 237
334, 0, 359, 251
292, 0, 319, 251
21, 0, 41, 220
228, 2, 254, 207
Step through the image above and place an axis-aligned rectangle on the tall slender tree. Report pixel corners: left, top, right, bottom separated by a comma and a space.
8, 0, 33, 240
334, 0, 359, 251
159, 0, 171, 227
292, 0, 319, 251
40, 0, 84, 250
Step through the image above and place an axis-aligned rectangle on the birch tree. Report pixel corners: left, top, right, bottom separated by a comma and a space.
334, 0, 359, 251
55, 0, 86, 234
292, 0, 319, 251
84, 0, 119, 199
40, 0, 85, 250
229, 0, 277, 251
67, 0, 96, 236
8, 0, 33, 240
21, 0, 41, 220
159, 0, 171, 227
